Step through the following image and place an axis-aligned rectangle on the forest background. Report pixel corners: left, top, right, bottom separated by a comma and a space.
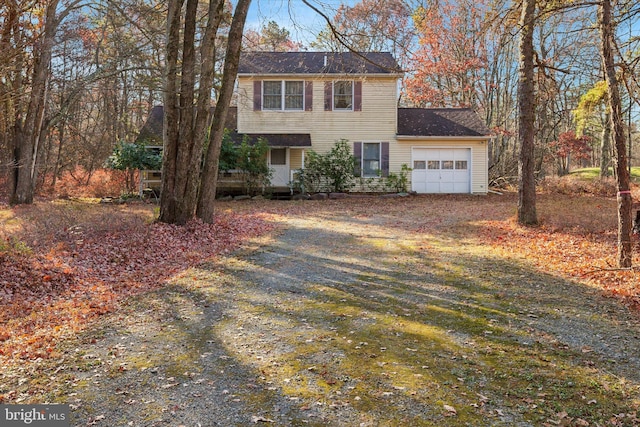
2, 0, 640, 253
2, 0, 640, 200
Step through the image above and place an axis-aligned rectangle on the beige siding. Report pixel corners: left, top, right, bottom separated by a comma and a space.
237, 75, 488, 194
238, 76, 398, 155
290, 148, 303, 170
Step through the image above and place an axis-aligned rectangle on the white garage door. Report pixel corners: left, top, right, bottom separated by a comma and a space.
412, 148, 471, 193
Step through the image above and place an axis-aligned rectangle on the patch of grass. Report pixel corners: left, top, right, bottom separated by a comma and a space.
0, 236, 33, 255
571, 166, 640, 182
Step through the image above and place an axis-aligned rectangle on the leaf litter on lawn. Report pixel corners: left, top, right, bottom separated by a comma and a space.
0, 199, 276, 368
2, 194, 640, 426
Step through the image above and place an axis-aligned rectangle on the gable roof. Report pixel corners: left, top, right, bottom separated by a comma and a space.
134, 106, 311, 147
397, 108, 491, 137
238, 52, 402, 75
135, 105, 164, 145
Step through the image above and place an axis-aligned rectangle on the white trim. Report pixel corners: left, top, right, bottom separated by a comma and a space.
397, 135, 491, 141
240, 73, 403, 78
332, 80, 354, 111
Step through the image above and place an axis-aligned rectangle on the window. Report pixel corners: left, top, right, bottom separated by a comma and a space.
263, 81, 304, 110
270, 148, 286, 166
427, 161, 439, 170
413, 160, 426, 170
363, 143, 380, 177
263, 81, 282, 110
334, 81, 353, 110
285, 81, 303, 110
455, 160, 468, 170
442, 160, 454, 170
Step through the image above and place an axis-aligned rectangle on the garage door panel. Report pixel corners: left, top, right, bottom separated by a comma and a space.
412, 148, 470, 194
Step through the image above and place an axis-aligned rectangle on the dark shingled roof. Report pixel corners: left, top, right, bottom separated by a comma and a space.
135, 106, 311, 147
397, 108, 491, 137
135, 105, 164, 145
226, 131, 311, 147
238, 52, 402, 75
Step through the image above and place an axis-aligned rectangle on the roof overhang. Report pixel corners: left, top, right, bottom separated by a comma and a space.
238, 73, 404, 79
396, 135, 493, 141
230, 132, 312, 147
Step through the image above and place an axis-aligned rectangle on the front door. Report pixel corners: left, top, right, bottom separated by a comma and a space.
270, 148, 289, 187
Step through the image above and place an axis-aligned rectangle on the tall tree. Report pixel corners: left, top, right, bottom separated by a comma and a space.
573, 81, 611, 177
598, 0, 632, 267
517, 0, 538, 225
244, 20, 302, 52
8, 0, 78, 204
197, 0, 251, 223
160, 0, 250, 225
311, 0, 414, 70
159, 0, 227, 225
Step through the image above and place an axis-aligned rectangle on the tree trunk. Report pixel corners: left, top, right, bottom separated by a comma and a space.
517, 0, 538, 225
159, 0, 198, 225
600, 110, 611, 177
158, 0, 229, 225
197, 0, 252, 223
10, 0, 59, 205
599, 0, 632, 267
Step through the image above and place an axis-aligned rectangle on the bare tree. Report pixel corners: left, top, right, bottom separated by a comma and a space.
4, 0, 89, 204
197, 0, 251, 223
160, 0, 250, 225
599, 0, 633, 267
517, 0, 538, 225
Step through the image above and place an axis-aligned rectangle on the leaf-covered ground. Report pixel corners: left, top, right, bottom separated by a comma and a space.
0, 199, 276, 365
1, 193, 640, 426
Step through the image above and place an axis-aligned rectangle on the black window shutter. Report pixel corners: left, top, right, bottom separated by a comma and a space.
354, 81, 362, 111
324, 82, 332, 111
381, 142, 389, 177
253, 80, 262, 111
353, 141, 362, 176
305, 81, 313, 111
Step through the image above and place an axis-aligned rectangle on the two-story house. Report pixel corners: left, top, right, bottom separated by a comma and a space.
137, 51, 491, 195
236, 51, 490, 194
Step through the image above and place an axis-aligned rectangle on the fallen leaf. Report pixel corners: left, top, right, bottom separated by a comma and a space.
251, 415, 275, 423
443, 404, 457, 415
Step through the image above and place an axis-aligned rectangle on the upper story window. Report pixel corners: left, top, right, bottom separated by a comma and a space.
263, 81, 304, 110
324, 81, 361, 111
333, 81, 353, 110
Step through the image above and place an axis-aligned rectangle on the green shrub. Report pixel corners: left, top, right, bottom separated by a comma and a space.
300, 139, 356, 193
105, 141, 162, 193
218, 130, 238, 172
236, 136, 272, 195
384, 164, 411, 192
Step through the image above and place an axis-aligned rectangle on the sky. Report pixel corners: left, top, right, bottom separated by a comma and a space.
245, 0, 359, 46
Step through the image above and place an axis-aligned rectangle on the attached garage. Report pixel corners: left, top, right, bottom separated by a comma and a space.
397, 108, 491, 195
412, 148, 471, 193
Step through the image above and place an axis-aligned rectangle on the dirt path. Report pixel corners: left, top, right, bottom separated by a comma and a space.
57, 204, 640, 426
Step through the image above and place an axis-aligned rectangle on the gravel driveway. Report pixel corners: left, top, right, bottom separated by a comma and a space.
63, 204, 640, 426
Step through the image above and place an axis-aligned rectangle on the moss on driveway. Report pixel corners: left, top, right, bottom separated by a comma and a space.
12, 198, 640, 426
